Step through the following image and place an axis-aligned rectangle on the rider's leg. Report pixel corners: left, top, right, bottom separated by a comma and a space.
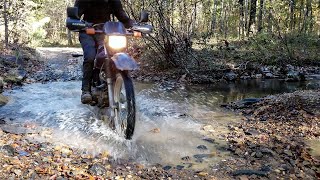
93, 34, 109, 107
79, 33, 96, 104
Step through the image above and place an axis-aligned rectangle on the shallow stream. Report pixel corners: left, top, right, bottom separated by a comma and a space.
0, 79, 318, 169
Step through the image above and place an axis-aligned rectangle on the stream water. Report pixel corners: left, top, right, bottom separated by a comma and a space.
0, 79, 318, 169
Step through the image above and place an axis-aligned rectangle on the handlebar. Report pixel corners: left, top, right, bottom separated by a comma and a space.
66, 17, 153, 36
83, 24, 152, 37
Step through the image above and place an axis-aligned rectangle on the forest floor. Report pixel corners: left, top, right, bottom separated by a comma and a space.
0, 46, 319, 179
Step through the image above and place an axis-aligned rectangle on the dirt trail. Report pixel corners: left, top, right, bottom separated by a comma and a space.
32, 47, 83, 82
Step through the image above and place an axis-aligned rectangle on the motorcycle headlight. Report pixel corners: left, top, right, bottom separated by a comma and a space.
108, 36, 127, 49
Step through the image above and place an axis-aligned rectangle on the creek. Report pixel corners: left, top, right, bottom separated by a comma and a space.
0, 79, 318, 169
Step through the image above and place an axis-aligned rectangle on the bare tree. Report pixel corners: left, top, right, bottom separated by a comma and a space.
3, 0, 9, 47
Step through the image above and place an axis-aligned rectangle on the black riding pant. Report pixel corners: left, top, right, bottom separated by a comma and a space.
79, 32, 105, 91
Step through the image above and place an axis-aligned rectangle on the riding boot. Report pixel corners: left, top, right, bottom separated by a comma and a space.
81, 61, 94, 104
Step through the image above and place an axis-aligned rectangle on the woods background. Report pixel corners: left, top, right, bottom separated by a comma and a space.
1, 0, 320, 69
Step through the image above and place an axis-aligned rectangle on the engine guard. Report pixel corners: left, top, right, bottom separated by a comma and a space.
111, 53, 139, 71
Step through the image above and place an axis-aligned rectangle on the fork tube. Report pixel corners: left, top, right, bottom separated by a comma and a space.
105, 49, 115, 117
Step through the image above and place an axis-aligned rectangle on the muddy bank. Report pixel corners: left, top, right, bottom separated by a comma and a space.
223, 90, 320, 179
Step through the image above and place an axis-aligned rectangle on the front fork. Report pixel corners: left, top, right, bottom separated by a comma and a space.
104, 49, 115, 118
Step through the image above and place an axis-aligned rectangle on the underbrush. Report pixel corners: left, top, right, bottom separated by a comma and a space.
138, 33, 320, 73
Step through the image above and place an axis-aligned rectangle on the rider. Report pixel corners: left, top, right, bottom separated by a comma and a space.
75, 0, 134, 104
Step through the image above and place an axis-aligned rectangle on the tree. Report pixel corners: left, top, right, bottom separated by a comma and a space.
248, 0, 257, 34
257, 0, 264, 32
3, 0, 9, 47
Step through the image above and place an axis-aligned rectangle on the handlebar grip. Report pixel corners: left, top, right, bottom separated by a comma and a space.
72, 54, 83, 57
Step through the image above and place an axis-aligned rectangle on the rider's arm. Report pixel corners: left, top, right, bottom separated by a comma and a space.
110, 0, 135, 28
74, 0, 84, 18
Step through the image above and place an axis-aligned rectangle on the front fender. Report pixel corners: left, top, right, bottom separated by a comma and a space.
111, 53, 139, 71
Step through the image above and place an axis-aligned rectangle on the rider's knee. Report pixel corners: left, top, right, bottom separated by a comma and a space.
84, 50, 96, 63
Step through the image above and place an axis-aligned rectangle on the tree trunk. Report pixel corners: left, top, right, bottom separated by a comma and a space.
289, 0, 295, 31
244, 0, 249, 36
267, 0, 272, 33
67, 29, 73, 46
305, 0, 313, 33
211, 0, 217, 35
239, 0, 245, 38
224, 0, 230, 38
220, 0, 225, 36
299, 0, 305, 33
257, 0, 264, 32
248, 0, 257, 34
3, 0, 9, 47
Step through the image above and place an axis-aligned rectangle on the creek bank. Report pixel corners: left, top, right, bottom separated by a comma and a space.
132, 62, 320, 86
0, 121, 227, 179
222, 90, 320, 179
2, 47, 320, 89
0, 48, 43, 90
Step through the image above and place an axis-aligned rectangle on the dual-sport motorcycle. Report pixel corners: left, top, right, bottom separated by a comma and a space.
66, 7, 152, 139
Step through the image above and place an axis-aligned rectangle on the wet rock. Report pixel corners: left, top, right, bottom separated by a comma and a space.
283, 150, 293, 157
13, 169, 22, 177
163, 166, 172, 170
255, 74, 263, 78
202, 137, 215, 144
0, 145, 16, 156
88, 163, 107, 176
193, 154, 211, 159
197, 145, 208, 150
17, 69, 27, 80
0, 76, 3, 93
224, 71, 237, 81
0, 124, 37, 135
149, 128, 160, 133
244, 129, 260, 136
238, 175, 249, 180
255, 151, 263, 158
198, 171, 208, 177
232, 169, 268, 177
176, 165, 184, 170
0, 94, 9, 106
308, 74, 320, 80
260, 148, 276, 156
286, 71, 305, 82
0, 118, 6, 125
279, 164, 291, 171
226, 98, 262, 109
18, 150, 29, 156
306, 82, 320, 90
265, 72, 274, 79
202, 125, 215, 132
240, 75, 251, 80
181, 156, 191, 161
81, 158, 93, 164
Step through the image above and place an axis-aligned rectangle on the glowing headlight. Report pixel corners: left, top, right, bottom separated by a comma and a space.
108, 36, 127, 49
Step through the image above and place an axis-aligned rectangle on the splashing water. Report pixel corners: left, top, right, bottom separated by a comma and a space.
0, 79, 315, 168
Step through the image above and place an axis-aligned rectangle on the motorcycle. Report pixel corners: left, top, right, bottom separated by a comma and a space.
66, 7, 152, 140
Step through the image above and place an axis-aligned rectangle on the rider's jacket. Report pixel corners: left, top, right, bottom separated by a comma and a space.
74, 0, 134, 28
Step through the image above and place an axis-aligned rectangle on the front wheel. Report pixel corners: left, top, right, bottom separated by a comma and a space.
113, 71, 136, 139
